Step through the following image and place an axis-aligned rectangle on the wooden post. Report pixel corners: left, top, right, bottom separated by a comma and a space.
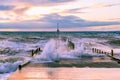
38, 47, 41, 51
96, 49, 97, 53
98, 49, 100, 53
111, 49, 114, 56
18, 61, 30, 70
31, 50, 34, 57
101, 51, 103, 54
101, 50, 103, 54
92, 48, 94, 53
94, 48, 96, 53
100, 50, 102, 54
35, 48, 38, 55
18, 65, 22, 70
97, 49, 99, 53
36, 48, 38, 53
101, 50, 102, 54
104, 52, 106, 54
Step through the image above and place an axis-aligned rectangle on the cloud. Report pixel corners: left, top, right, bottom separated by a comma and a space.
99, 3, 120, 7
76, 2, 120, 11
0, 0, 76, 6
13, 4, 31, 15
0, 5, 14, 10
20, 0, 75, 6
64, 8, 86, 13
0, 14, 119, 31
0, 17, 10, 20
90, 2, 120, 9
107, 18, 120, 21
0, 0, 12, 4
39, 14, 120, 28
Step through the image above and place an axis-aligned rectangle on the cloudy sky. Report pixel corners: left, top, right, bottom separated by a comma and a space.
0, 0, 120, 31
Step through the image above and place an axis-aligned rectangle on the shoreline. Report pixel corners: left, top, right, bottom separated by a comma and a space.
27, 57, 120, 68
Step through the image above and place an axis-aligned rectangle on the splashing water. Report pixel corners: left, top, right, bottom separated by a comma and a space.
32, 38, 89, 63
40, 39, 58, 60
0, 61, 22, 74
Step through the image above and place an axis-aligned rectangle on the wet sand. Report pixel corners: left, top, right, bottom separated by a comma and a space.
8, 67, 120, 80
8, 55, 120, 80
27, 55, 120, 68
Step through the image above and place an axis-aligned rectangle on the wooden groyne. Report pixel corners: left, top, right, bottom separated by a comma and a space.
31, 47, 42, 57
92, 48, 120, 63
107, 50, 120, 63
18, 61, 30, 70
18, 47, 42, 70
92, 48, 107, 54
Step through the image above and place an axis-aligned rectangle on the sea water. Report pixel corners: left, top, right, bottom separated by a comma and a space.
0, 31, 120, 79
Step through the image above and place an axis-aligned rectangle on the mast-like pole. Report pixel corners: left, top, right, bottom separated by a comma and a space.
56, 23, 60, 61
57, 23, 59, 38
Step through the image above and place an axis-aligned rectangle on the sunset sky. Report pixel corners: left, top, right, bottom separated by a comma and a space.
0, 0, 120, 31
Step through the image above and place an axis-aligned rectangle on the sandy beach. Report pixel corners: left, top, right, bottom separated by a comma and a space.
8, 57, 120, 80
8, 67, 120, 80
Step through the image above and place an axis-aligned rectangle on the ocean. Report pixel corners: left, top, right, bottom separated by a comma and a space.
0, 31, 120, 80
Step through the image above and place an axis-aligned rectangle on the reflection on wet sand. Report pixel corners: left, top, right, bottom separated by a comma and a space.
8, 52, 120, 80
8, 67, 120, 80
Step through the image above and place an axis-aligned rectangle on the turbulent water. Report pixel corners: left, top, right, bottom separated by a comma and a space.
0, 31, 120, 79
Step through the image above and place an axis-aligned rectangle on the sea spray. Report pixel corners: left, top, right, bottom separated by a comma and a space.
40, 39, 58, 60
0, 61, 22, 73
32, 39, 59, 62
32, 38, 89, 62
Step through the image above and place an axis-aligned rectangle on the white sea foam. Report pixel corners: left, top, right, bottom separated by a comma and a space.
31, 38, 105, 63
0, 73, 12, 80
0, 39, 47, 52
0, 61, 22, 74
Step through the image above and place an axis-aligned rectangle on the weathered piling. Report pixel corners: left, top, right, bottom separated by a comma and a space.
18, 65, 22, 70
91, 48, 120, 63
99, 50, 104, 54
104, 52, 106, 54
98, 49, 101, 53
31, 50, 34, 57
18, 47, 43, 70
111, 49, 114, 56
92, 47, 108, 54
31, 47, 42, 57
94, 48, 96, 53
96, 49, 99, 53
38, 47, 41, 51
101, 51, 104, 54
92, 48, 94, 53
18, 61, 30, 70
34, 48, 38, 54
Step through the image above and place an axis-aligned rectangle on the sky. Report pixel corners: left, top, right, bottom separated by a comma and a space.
0, 0, 120, 31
